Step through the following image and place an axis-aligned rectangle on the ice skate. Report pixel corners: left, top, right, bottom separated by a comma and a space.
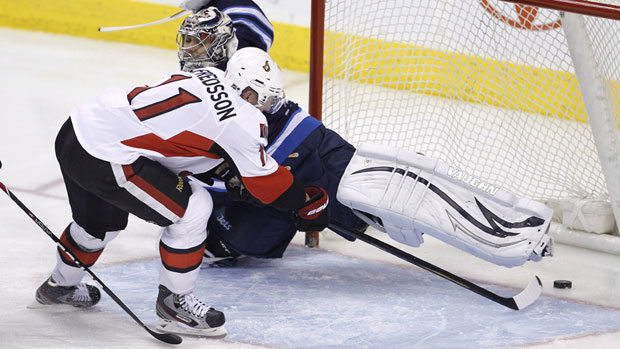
155, 285, 226, 338
202, 233, 243, 268
35, 276, 101, 308
529, 235, 554, 262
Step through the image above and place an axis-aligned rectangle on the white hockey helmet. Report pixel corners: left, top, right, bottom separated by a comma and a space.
176, 7, 238, 71
225, 47, 286, 114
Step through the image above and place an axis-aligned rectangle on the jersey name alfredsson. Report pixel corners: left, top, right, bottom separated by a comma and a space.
194, 69, 237, 121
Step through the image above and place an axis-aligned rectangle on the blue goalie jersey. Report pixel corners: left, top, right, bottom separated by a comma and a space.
203, 101, 368, 258
207, 0, 274, 70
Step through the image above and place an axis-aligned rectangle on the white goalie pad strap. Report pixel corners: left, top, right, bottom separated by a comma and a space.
337, 143, 553, 267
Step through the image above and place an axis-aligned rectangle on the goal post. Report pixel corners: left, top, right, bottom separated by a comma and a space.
561, 10, 620, 235
305, 0, 326, 248
510, 0, 620, 20
307, 0, 620, 250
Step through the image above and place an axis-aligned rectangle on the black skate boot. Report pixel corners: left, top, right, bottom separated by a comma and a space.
202, 233, 243, 267
35, 276, 101, 307
155, 285, 226, 338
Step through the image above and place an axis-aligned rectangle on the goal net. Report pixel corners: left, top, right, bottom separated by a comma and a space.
310, 0, 620, 244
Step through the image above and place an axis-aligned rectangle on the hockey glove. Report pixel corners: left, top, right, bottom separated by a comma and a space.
191, 162, 251, 201
293, 186, 330, 232
179, 0, 212, 12
213, 162, 251, 202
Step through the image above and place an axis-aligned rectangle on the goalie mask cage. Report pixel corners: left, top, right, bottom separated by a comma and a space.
307, 0, 620, 249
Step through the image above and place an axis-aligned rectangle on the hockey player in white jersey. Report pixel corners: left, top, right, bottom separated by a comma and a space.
35, 66, 330, 337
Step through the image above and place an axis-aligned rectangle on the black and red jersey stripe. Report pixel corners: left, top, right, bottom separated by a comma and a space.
159, 238, 207, 273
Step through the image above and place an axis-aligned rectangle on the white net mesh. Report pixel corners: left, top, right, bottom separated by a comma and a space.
321, 0, 620, 203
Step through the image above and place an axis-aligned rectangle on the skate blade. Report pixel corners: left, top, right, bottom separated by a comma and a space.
155, 319, 227, 339
27, 301, 83, 312
530, 236, 554, 262
27, 301, 51, 310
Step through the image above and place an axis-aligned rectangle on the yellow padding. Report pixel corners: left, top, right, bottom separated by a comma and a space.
3, 1, 618, 127
0, 0, 310, 72
270, 22, 310, 73
0, 0, 181, 49
326, 33, 589, 122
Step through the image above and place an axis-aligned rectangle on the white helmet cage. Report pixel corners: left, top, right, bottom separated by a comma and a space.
177, 7, 238, 71
225, 47, 286, 114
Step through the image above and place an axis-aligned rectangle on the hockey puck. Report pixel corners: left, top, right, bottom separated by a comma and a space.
554, 280, 572, 289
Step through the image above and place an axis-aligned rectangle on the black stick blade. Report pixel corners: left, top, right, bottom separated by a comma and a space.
147, 327, 182, 345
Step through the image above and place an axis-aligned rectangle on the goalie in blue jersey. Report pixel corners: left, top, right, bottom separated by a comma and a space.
176, 2, 369, 266
193, 48, 368, 265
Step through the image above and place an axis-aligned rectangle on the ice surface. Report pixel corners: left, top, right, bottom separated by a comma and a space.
1, 28, 620, 348
93, 248, 620, 348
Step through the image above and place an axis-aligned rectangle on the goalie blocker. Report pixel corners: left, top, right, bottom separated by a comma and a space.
337, 143, 553, 268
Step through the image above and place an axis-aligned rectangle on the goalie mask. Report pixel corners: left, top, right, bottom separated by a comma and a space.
225, 47, 286, 114
177, 7, 238, 71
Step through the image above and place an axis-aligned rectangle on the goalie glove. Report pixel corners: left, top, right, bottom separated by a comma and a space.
293, 186, 330, 232
179, 0, 212, 12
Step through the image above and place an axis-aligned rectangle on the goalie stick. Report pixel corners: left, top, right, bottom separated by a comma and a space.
329, 220, 542, 311
98, 10, 191, 32
0, 177, 182, 345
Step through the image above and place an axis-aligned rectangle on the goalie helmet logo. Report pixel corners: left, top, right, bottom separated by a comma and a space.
262, 60, 271, 72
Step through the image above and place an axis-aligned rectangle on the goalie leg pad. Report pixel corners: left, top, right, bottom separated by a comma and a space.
337, 143, 553, 268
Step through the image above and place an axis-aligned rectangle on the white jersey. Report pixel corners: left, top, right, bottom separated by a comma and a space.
71, 68, 292, 204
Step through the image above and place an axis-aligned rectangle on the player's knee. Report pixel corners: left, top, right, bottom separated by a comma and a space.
184, 180, 213, 226
69, 222, 121, 250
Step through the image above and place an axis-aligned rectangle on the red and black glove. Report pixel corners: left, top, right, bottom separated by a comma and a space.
293, 186, 330, 232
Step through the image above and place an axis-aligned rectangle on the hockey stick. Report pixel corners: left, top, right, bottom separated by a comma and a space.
0, 176, 182, 345
328, 220, 542, 311
98, 10, 191, 32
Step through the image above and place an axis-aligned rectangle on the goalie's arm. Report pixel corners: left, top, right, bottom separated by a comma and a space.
207, 141, 329, 232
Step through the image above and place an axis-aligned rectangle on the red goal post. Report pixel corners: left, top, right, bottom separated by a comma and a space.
509, 0, 620, 20
307, 0, 620, 250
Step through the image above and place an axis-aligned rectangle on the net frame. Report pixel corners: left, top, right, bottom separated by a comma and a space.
307, 0, 620, 247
